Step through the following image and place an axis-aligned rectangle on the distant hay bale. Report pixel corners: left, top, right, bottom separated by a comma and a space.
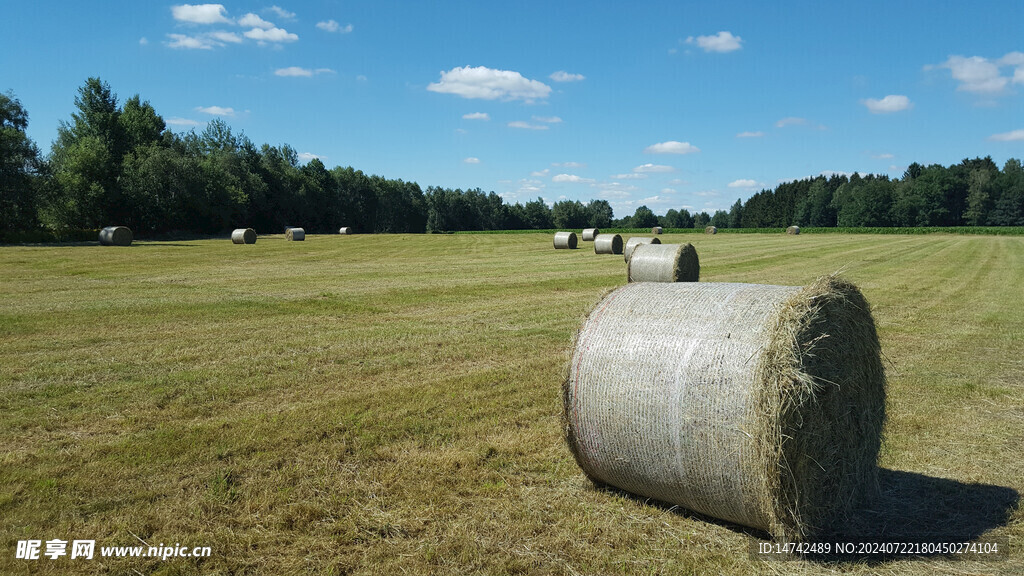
563, 276, 886, 543
339, 227, 354, 235
98, 226, 132, 246
651, 226, 663, 234
285, 227, 305, 241
231, 228, 257, 244
627, 243, 699, 282
622, 236, 661, 262
787, 225, 801, 235
582, 228, 600, 241
554, 231, 578, 249
705, 225, 718, 234
593, 233, 623, 255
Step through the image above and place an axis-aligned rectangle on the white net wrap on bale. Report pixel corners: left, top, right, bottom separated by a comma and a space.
286, 227, 305, 241
787, 226, 800, 235
553, 231, 578, 249
651, 226, 663, 234
705, 225, 717, 235
231, 228, 257, 244
627, 242, 699, 282
593, 233, 623, 255
99, 226, 132, 246
339, 227, 353, 235
564, 277, 886, 542
623, 237, 661, 262
582, 228, 599, 241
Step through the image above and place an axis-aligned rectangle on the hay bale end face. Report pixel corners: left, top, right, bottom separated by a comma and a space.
787, 225, 801, 235
285, 227, 305, 241
564, 277, 886, 542
339, 227, 353, 235
705, 225, 718, 234
622, 236, 661, 262
651, 226, 663, 234
553, 231, 578, 249
98, 226, 132, 246
231, 228, 257, 244
593, 233, 623, 255
627, 242, 699, 282
581, 228, 600, 241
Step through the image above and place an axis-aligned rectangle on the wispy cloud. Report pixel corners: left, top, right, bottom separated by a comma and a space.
552, 162, 585, 168
195, 105, 235, 116
463, 157, 481, 164
872, 153, 895, 159
863, 94, 913, 113
611, 173, 647, 180
427, 66, 551, 102
550, 70, 585, 82
686, 31, 742, 53
171, 4, 231, 24
643, 141, 699, 154
989, 129, 1024, 141
727, 179, 761, 188
165, 117, 202, 127
736, 131, 764, 138
775, 117, 807, 128
297, 152, 324, 163
316, 20, 353, 33
268, 6, 295, 20
532, 115, 562, 124
633, 163, 675, 173
462, 112, 490, 120
274, 66, 334, 77
238, 13, 274, 29
552, 174, 595, 183
508, 120, 549, 130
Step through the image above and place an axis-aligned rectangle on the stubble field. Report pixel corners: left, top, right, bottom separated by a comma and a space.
1, 232, 1021, 575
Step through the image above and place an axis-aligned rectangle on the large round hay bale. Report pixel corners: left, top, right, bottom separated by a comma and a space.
554, 231, 578, 249
787, 225, 801, 235
705, 225, 717, 235
231, 228, 257, 244
564, 276, 885, 542
581, 228, 599, 241
622, 236, 661, 262
651, 226, 663, 234
285, 227, 305, 241
98, 226, 132, 246
339, 227, 354, 235
627, 242, 699, 282
593, 233, 623, 255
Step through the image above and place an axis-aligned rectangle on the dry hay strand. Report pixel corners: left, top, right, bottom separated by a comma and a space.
553, 231, 578, 249
705, 225, 718, 235
626, 242, 699, 282
98, 226, 132, 246
231, 228, 257, 244
787, 225, 801, 235
582, 228, 600, 241
593, 233, 623, 255
339, 227, 354, 235
563, 275, 886, 543
285, 227, 305, 241
651, 226, 663, 234
622, 236, 662, 263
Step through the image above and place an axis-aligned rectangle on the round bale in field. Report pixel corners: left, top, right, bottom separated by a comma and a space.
623, 236, 661, 262
787, 225, 801, 235
581, 228, 600, 241
99, 226, 132, 246
285, 227, 305, 241
593, 233, 623, 255
231, 228, 257, 244
554, 231, 578, 249
705, 225, 717, 234
339, 227, 353, 235
627, 242, 699, 282
651, 226, 663, 234
563, 276, 885, 543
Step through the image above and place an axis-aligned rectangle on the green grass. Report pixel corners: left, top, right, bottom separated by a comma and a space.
1, 232, 1022, 575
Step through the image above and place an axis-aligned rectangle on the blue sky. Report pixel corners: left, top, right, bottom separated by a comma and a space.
3, 1, 1022, 217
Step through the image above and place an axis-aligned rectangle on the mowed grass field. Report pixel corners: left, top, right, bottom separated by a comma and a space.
1, 232, 1022, 576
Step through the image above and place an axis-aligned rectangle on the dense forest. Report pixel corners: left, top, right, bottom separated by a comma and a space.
2, 78, 1023, 240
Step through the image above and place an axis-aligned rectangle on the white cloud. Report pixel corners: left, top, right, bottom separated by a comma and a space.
633, 163, 675, 173
532, 115, 562, 123
660, 188, 678, 194
268, 6, 295, 19
938, 55, 1007, 94
208, 30, 242, 43
552, 174, 594, 183
531, 169, 550, 177
550, 70, 585, 82
172, 4, 231, 24
317, 20, 353, 33
611, 173, 647, 180
728, 179, 759, 188
275, 66, 334, 77
638, 195, 676, 206
508, 121, 548, 130
195, 105, 235, 116
244, 26, 298, 43
139, 37, 149, 45
463, 157, 481, 164
989, 129, 1024, 141
165, 117, 202, 126
166, 33, 215, 49
427, 66, 552, 101
736, 131, 764, 138
863, 94, 913, 113
462, 112, 490, 120
239, 13, 274, 29
516, 178, 545, 195
686, 31, 742, 53
872, 153, 895, 159
297, 152, 324, 162
643, 141, 699, 154
775, 117, 807, 128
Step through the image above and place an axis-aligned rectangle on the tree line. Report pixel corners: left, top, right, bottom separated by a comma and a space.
2, 78, 1022, 240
